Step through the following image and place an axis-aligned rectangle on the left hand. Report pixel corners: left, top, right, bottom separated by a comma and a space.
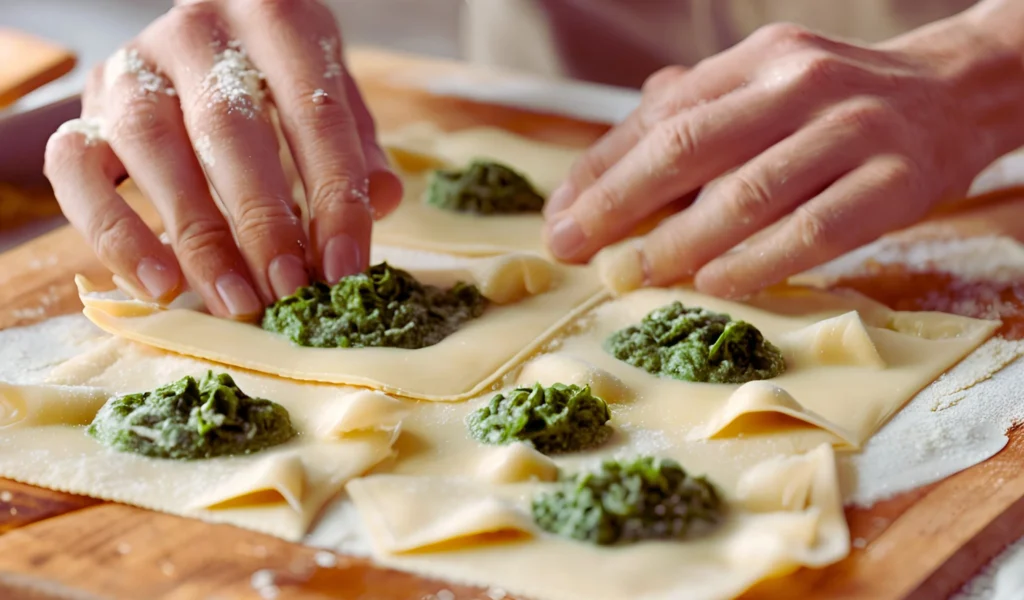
542, 19, 1019, 298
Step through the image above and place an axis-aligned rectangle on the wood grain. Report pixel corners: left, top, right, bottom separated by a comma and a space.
2, 47, 1024, 600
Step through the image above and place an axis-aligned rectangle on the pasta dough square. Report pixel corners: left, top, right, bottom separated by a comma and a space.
75, 248, 606, 401
347, 443, 847, 600
0, 338, 401, 541
373, 124, 583, 255
553, 286, 998, 450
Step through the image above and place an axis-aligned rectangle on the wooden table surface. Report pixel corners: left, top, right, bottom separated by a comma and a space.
2, 48, 1024, 600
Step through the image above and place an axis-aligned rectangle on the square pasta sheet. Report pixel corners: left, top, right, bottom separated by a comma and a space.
334, 285, 995, 600
373, 123, 583, 256
74, 247, 606, 401
0, 338, 402, 541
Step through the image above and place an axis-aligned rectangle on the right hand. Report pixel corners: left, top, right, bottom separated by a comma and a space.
44, 0, 403, 320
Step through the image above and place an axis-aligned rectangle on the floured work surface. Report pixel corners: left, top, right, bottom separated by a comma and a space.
2, 49, 1024, 600
0, 260, 997, 600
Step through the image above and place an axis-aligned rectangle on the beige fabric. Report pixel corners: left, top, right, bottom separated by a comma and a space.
461, 0, 980, 87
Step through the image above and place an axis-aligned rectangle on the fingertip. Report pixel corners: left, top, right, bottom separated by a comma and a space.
135, 255, 183, 303
368, 167, 403, 219
544, 213, 589, 262
543, 183, 575, 218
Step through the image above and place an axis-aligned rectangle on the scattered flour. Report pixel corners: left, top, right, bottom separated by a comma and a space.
312, 550, 338, 568
319, 37, 343, 79
205, 41, 265, 118
250, 569, 279, 600
53, 118, 106, 147
5, 235, 1024, 595
954, 536, 1024, 600
0, 314, 107, 385
103, 47, 176, 98
194, 134, 215, 167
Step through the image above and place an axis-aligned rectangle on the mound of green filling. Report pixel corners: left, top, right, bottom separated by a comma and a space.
532, 456, 723, 545
261, 262, 488, 349
87, 371, 296, 460
426, 159, 545, 214
605, 302, 786, 384
466, 383, 612, 454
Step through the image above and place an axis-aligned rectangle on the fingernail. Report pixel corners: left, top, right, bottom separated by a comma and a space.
268, 254, 309, 299
323, 235, 363, 283
215, 273, 263, 317
547, 215, 587, 259
136, 257, 178, 301
544, 183, 575, 217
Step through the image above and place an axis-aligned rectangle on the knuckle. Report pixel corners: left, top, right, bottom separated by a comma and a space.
792, 206, 835, 250
174, 216, 233, 259
92, 210, 138, 260
641, 65, 687, 96
243, 0, 312, 20
829, 97, 893, 137
792, 51, 849, 91
165, 1, 223, 37
755, 22, 821, 50
232, 196, 300, 241
722, 172, 774, 221
108, 97, 172, 145
654, 118, 699, 161
308, 175, 365, 212
567, 153, 608, 189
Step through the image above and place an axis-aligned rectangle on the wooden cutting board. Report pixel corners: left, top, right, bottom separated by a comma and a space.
2, 47, 1024, 600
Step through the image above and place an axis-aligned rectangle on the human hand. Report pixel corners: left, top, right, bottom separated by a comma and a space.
44, 0, 403, 319
543, 19, 1024, 298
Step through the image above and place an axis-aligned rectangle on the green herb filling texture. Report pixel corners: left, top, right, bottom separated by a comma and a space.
466, 383, 612, 455
605, 301, 786, 383
532, 456, 723, 545
87, 371, 297, 460
261, 262, 488, 349
426, 160, 546, 214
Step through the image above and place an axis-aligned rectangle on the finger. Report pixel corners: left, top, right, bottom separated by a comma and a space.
223, 0, 375, 282
342, 69, 403, 219
695, 156, 927, 298
545, 82, 805, 263
44, 124, 183, 302
101, 45, 276, 319
638, 100, 885, 286
547, 36, 781, 218
145, 2, 311, 303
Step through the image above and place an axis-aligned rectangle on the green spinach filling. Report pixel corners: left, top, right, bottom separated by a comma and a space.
87, 371, 296, 460
426, 160, 545, 214
605, 302, 786, 384
532, 456, 723, 545
466, 383, 612, 455
261, 262, 488, 349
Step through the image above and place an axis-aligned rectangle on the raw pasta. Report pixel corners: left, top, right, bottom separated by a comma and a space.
0, 338, 402, 541
75, 249, 606, 401
374, 124, 583, 255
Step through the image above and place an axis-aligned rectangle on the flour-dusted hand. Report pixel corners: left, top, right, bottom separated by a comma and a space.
544, 2, 1024, 298
44, 0, 403, 319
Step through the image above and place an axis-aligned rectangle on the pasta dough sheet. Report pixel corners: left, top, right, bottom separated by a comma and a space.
328, 284, 992, 600
348, 444, 846, 600
75, 248, 606, 401
0, 338, 401, 541
547, 286, 998, 451
374, 124, 583, 255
